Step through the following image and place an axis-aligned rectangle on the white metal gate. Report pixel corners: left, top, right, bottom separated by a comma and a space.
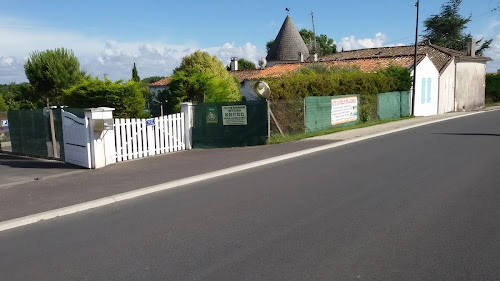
114, 113, 185, 162
62, 110, 91, 168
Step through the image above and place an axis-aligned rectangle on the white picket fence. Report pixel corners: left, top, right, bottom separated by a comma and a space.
114, 113, 185, 162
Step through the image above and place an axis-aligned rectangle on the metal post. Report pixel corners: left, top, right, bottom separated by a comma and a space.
411, 0, 420, 116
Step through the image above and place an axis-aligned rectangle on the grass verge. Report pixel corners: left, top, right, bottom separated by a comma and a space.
267, 116, 413, 144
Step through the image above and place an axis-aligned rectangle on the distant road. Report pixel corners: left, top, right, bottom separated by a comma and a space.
1, 110, 499, 280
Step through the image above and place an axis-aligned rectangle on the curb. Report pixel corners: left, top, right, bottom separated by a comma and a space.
0, 109, 494, 232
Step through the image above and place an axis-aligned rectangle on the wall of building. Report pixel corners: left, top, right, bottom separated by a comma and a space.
455, 62, 486, 111
411, 56, 439, 116
438, 59, 456, 114
149, 86, 169, 101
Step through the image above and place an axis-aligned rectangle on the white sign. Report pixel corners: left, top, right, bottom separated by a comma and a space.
331, 96, 358, 126
1, 120, 7, 127
222, 105, 247, 125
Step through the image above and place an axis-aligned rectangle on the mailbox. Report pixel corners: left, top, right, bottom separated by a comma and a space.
93, 119, 114, 131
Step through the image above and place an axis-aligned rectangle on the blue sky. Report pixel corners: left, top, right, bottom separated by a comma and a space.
1, 0, 499, 83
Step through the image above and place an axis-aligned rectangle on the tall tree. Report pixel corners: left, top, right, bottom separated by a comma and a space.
422, 0, 492, 55
24, 47, 84, 105
132, 62, 140, 82
169, 51, 241, 108
266, 29, 337, 56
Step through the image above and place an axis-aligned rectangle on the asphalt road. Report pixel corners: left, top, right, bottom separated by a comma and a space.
1, 110, 499, 280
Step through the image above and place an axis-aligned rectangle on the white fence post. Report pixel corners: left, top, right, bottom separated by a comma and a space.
181, 102, 193, 150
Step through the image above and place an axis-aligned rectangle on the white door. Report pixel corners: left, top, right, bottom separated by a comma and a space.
62, 110, 91, 168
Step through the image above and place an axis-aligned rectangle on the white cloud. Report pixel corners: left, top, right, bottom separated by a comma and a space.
484, 34, 500, 73
336, 32, 405, 51
0, 17, 267, 84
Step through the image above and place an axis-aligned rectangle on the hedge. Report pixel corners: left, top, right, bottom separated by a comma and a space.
486, 74, 500, 104
262, 66, 409, 122
63, 78, 147, 118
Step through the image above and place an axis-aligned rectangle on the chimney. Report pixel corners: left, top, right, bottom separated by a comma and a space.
310, 52, 318, 63
298, 52, 304, 63
230, 57, 238, 71
467, 37, 476, 57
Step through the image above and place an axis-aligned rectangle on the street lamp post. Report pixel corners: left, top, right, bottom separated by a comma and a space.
412, 0, 420, 116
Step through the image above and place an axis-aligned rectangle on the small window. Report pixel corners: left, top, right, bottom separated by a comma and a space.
427, 78, 432, 103
421, 78, 426, 104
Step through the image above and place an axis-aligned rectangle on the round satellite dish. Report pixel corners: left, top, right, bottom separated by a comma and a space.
253, 81, 271, 100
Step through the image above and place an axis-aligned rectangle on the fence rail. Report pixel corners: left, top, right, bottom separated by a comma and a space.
114, 113, 185, 162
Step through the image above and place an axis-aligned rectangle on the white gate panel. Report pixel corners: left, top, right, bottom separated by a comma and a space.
62, 111, 91, 168
113, 112, 185, 163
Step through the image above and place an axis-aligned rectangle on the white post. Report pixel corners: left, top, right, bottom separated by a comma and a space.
181, 102, 194, 150
84, 107, 116, 169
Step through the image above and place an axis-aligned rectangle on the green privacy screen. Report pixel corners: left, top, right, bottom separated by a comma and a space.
378, 91, 411, 120
305, 95, 360, 133
7, 108, 85, 159
8, 109, 51, 158
192, 100, 268, 148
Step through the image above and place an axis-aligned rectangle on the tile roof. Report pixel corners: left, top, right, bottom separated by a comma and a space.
266, 16, 310, 62
149, 77, 172, 86
249, 63, 305, 79
323, 55, 426, 72
229, 69, 263, 83
322, 44, 491, 74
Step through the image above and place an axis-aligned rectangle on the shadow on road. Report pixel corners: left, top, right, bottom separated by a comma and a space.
432, 133, 500, 137
0, 153, 81, 169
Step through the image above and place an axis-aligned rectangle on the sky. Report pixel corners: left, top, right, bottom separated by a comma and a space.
0, 0, 499, 84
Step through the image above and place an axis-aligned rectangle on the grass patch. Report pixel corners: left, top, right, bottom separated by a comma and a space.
267, 116, 413, 144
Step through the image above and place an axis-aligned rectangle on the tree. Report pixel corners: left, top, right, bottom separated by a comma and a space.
266, 40, 275, 52
0, 83, 43, 110
63, 78, 147, 118
24, 48, 84, 105
226, 58, 256, 70
266, 29, 337, 56
0, 95, 8, 112
132, 62, 140, 82
169, 51, 241, 108
422, 0, 492, 55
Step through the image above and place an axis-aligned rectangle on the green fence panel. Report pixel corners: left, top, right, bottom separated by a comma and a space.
378, 91, 411, 120
8, 109, 50, 158
305, 95, 360, 133
378, 92, 401, 120
192, 100, 268, 148
400, 91, 411, 117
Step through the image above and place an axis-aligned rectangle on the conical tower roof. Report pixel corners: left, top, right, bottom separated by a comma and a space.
266, 16, 310, 62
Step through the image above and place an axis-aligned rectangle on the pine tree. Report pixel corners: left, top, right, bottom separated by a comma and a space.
132, 63, 140, 82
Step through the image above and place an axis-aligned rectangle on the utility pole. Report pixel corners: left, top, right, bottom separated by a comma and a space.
411, 0, 420, 116
311, 11, 317, 53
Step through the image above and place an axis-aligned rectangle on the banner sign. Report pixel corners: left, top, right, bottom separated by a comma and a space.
222, 105, 247, 125
331, 96, 358, 126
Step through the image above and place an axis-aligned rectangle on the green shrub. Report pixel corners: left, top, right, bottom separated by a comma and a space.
377, 66, 412, 91
63, 78, 147, 118
486, 74, 500, 104
262, 66, 401, 122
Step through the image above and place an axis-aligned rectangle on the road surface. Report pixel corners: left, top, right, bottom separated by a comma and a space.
0, 110, 499, 280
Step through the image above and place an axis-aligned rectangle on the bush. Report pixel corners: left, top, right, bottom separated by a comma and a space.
63, 78, 147, 118
485, 74, 500, 104
262, 66, 402, 122
378, 66, 412, 91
